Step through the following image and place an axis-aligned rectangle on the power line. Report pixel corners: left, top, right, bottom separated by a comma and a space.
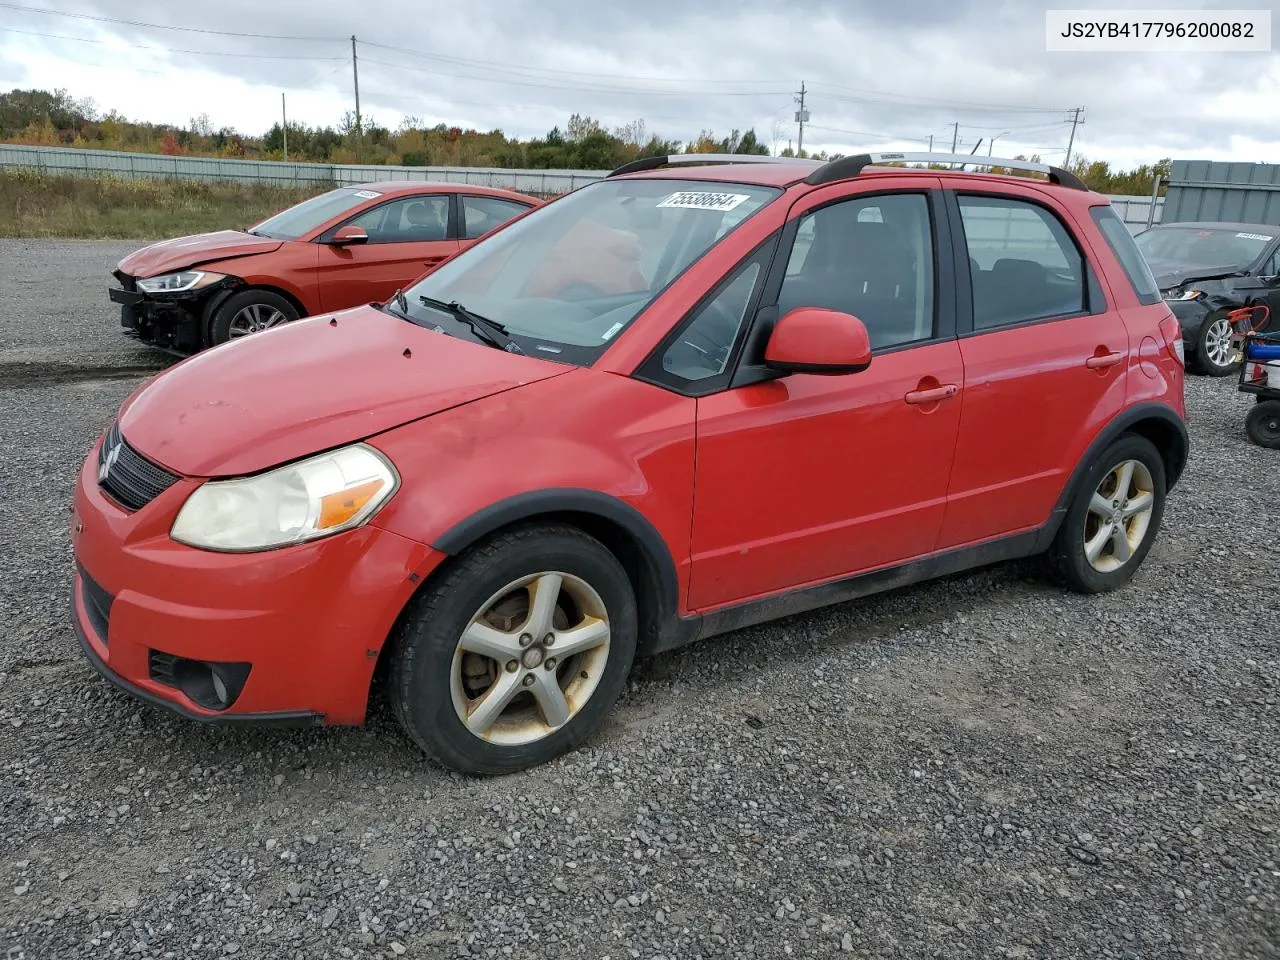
0, 2, 341, 41
357, 38, 793, 86
808, 84, 1074, 115
358, 55, 791, 98
0, 26, 346, 60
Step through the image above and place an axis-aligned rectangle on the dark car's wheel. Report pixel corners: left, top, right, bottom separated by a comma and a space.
388, 523, 637, 775
1046, 434, 1167, 594
1245, 400, 1280, 449
1192, 313, 1240, 376
209, 290, 300, 346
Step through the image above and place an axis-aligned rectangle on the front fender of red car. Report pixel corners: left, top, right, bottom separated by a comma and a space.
365, 367, 698, 617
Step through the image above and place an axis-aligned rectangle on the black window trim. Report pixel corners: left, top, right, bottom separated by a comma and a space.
457, 193, 538, 241
945, 188, 1108, 339
316, 192, 454, 245
729, 185, 957, 390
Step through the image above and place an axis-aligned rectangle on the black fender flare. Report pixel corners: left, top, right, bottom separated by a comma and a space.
1038, 401, 1189, 549
430, 488, 683, 652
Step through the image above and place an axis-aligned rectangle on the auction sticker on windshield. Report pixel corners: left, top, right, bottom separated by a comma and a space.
1237, 232, 1273, 242
657, 191, 751, 211
353, 190, 383, 199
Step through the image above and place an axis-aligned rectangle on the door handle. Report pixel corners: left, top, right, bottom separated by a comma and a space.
904, 383, 959, 405
1085, 351, 1124, 369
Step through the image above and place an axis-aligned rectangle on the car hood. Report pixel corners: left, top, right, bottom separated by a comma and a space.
116, 305, 572, 477
117, 230, 284, 278
1146, 258, 1242, 290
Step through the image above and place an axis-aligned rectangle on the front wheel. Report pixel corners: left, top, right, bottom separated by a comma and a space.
1192, 313, 1240, 376
1245, 400, 1280, 449
388, 523, 637, 775
208, 289, 300, 347
1046, 434, 1167, 594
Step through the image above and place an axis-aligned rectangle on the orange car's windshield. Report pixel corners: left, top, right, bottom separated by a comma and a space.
402, 177, 781, 365
250, 187, 387, 241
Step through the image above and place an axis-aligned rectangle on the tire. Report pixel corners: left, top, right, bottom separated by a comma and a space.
208, 289, 300, 346
388, 523, 637, 775
1245, 400, 1280, 449
1046, 434, 1167, 594
1192, 312, 1240, 377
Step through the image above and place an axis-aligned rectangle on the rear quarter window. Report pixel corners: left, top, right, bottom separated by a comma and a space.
1090, 206, 1162, 306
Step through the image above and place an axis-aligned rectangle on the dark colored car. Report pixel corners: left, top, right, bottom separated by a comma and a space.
108, 182, 540, 355
1135, 221, 1280, 375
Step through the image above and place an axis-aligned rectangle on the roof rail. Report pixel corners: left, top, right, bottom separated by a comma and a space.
804, 152, 1089, 191
607, 153, 822, 178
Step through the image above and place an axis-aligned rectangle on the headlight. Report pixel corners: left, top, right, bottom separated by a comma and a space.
170, 443, 399, 552
136, 270, 226, 293
1163, 288, 1203, 301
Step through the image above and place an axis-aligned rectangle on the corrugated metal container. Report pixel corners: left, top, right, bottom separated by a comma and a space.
1163, 160, 1280, 226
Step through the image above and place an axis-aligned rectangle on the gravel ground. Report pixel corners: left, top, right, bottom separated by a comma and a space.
1, 240, 1277, 960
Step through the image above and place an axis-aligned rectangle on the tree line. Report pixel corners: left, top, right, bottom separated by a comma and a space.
1, 87, 1170, 195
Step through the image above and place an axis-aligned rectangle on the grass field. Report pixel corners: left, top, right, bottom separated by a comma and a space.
0, 169, 330, 239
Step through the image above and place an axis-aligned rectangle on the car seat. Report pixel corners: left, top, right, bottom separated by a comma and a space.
404, 200, 447, 241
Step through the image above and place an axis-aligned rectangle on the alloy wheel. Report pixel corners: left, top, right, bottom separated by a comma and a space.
1083, 459, 1156, 573
1203, 317, 1236, 368
228, 303, 289, 337
450, 572, 611, 746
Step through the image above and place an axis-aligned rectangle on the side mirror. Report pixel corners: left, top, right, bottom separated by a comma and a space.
330, 225, 369, 246
764, 307, 872, 375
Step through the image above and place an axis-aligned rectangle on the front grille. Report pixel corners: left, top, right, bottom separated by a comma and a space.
77, 563, 114, 645
113, 269, 137, 293
98, 423, 180, 511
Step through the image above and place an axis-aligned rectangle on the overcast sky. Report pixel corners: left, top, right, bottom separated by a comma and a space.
1, 0, 1276, 171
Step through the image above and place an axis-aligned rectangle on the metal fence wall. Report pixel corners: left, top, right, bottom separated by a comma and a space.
1162, 160, 1280, 227
1, 142, 1162, 229
0, 143, 604, 197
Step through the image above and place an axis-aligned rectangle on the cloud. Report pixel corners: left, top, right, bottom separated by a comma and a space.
0, 0, 1276, 171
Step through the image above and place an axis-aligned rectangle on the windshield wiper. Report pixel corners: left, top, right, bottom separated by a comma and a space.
417, 295, 522, 354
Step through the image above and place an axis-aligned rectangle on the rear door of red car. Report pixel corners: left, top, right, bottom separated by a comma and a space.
933, 179, 1131, 549
655, 178, 966, 611
315, 193, 459, 311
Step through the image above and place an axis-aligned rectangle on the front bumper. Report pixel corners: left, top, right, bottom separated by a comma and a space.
110, 271, 238, 354
69, 433, 444, 726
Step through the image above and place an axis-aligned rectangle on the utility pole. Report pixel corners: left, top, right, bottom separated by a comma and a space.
928, 134, 933, 151
351, 35, 362, 141
794, 82, 808, 157
950, 121, 959, 153
281, 92, 288, 161
1064, 106, 1083, 167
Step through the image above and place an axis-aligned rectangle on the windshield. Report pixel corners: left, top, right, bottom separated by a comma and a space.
250, 187, 385, 240
1134, 225, 1274, 270
401, 177, 781, 364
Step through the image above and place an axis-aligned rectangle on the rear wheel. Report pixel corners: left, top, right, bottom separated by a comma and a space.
388, 523, 637, 775
209, 289, 299, 347
1047, 434, 1167, 593
1245, 400, 1280, 449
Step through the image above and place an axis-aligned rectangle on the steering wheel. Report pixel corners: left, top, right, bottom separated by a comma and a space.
674, 299, 742, 374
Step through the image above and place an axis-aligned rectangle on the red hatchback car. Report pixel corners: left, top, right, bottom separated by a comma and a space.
108, 181, 539, 354
72, 152, 1189, 774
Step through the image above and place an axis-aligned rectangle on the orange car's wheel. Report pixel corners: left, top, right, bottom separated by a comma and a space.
209, 290, 300, 347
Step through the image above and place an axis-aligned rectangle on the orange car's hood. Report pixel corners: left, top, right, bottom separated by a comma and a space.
117, 305, 571, 477
117, 230, 283, 278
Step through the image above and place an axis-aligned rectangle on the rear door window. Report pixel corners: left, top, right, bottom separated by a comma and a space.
957, 195, 1087, 329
